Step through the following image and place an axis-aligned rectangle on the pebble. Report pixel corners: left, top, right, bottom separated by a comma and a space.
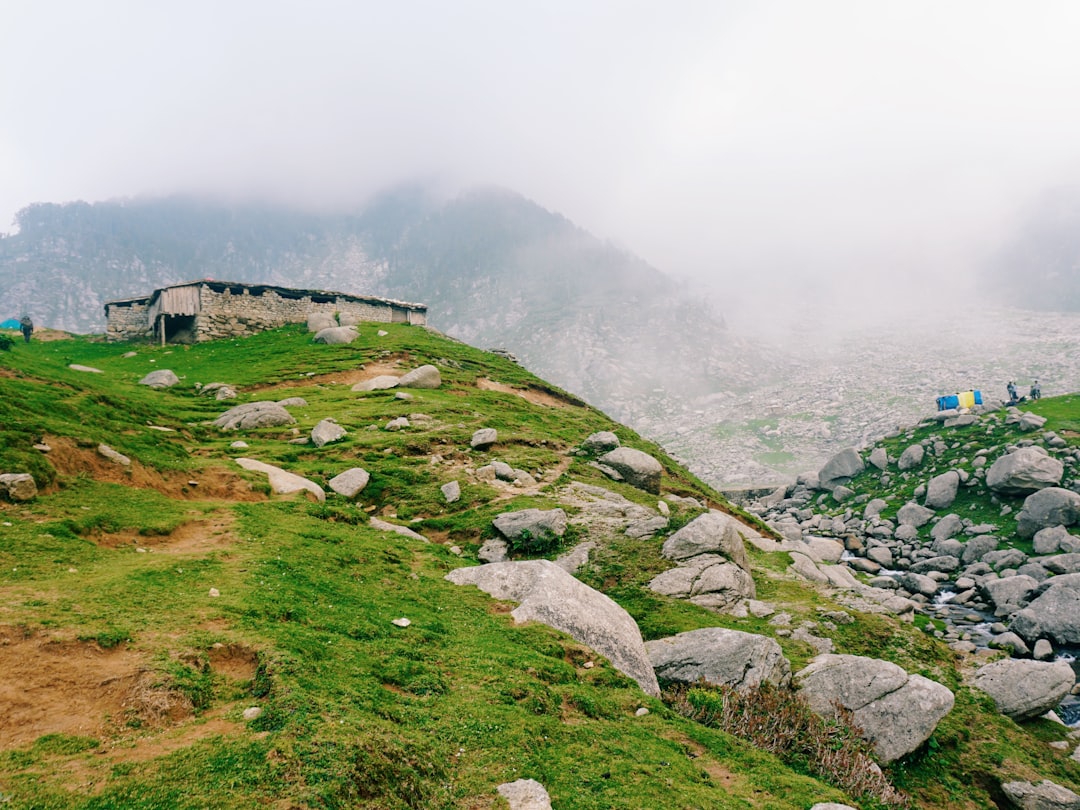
391, 617, 411, 628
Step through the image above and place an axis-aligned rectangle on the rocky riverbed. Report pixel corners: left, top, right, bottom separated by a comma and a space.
633, 306, 1080, 489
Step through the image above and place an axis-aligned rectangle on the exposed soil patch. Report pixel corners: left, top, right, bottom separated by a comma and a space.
671, 733, 741, 788
0, 627, 146, 749
475, 377, 580, 408
31, 328, 74, 342
94, 511, 237, 554
208, 643, 259, 682
250, 359, 409, 392
44, 436, 263, 502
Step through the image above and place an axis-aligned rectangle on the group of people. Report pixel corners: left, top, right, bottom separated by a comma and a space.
1006, 379, 1040, 406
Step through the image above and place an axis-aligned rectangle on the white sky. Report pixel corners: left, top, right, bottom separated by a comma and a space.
4, 1, 1080, 303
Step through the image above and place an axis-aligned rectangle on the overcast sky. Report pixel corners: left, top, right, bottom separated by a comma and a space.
4, 1, 1080, 304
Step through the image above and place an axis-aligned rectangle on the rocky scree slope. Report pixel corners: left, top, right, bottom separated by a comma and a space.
0, 325, 1076, 808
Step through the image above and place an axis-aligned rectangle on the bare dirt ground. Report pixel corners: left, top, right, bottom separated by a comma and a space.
43, 436, 263, 501
475, 377, 577, 408
249, 360, 407, 392
92, 510, 237, 554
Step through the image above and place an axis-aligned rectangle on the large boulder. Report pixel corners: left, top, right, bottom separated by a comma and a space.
583, 431, 620, 453
1043, 553, 1080, 575
645, 627, 791, 692
660, 511, 752, 571
924, 471, 959, 510
648, 554, 756, 610
1001, 780, 1080, 810
139, 369, 179, 388
470, 428, 498, 450
598, 447, 663, 494
1016, 488, 1080, 539
352, 375, 400, 391
446, 560, 660, 696
312, 326, 359, 345
897, 502, 935, 528
869, 447, 889, 471
987, 448, 1064, 495
981, 575, 1039, 609
794, 653, 954, 763
214, 401, 297, 430
306, 312, 337, 332
492, 509, 568, 548
328, 468, 370, 498
398, 364, 442, 389
235, 458, 325, 502
972, 659, 1075, 721
819, 448, 864, 489
311, 418, 347, 448
497, 779, 552, 810
898, 444, 925, 471
0, 473, 36, 502
1010, 582, 1080, 646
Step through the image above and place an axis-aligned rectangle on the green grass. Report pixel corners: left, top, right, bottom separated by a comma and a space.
2, 326, 1079, 809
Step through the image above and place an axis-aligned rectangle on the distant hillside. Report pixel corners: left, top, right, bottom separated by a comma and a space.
0, 188, 761, 423
985, 187, 1080, 310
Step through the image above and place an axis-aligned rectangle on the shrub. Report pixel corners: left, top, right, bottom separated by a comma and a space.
0, 333, 13, 351
668, 682, 910, 808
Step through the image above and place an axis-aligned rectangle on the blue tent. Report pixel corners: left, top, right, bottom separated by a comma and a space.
0, 318, 20, 329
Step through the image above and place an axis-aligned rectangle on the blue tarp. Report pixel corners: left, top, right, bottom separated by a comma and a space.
0, 319, 20, 329
937, 390, 982, 411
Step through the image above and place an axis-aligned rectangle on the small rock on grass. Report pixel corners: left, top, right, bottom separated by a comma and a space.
391, 617, 411, 628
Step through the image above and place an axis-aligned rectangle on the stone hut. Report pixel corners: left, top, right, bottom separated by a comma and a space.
104, 280, 427, 343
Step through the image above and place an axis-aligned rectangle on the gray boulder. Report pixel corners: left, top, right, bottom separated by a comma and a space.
648, 554, 756, 610
1043, 553, 1080, 575
909, 555, 960, 575
583, 431, 621, 452
899, 572, 939, 597
352, 375, 399, 391
819, 448, 864, 489
1034, 525, 1071, 555
931, 514, 964, 544
795, 653, 954, 763
328, 468, 370, 499
312, 326, 359, 345
898, 444, 925, 471
645, 628, 791, 691
973, 660, 1075, 720
398, 364, 442, 389
306, 312, 337, 332
869, 447, 889, 471
897, 502, 935, 528
492, 508, 568, 548
961, 534, 1000, 564
984, 547, 1028, 571
470, 428, 498, 450
139, 369, 179, 388
446, 560, 660, 696
1017, 488, 1080, 538
235, 457, 325, 502
0, 473, 36, 502
660, 511, 752, 571
987, 447, 1064, 495
478, 537, 509, 563
1018, 412, 1049, 432
1010, 583, 1080, 645
97, 444, 131, 466
441, 480, 461, 503
924, 471, 959, 510
864, 498, 888, 519
497, 779, 552, 810
369, 518, 428, 542
214, 401, 297, 430
981, 575, 1038, 609
598, 447, 663, 494
311, 418, 347, 448
1001, 780, 1080, 810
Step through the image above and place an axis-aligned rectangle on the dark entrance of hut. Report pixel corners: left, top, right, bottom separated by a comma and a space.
160, 314, 197, 344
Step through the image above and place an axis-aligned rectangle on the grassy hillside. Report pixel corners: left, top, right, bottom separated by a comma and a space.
0, 325, 1076, 809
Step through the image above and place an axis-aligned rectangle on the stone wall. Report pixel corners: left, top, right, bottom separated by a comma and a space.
105, 283, 427, 342
104, 300, 152, 341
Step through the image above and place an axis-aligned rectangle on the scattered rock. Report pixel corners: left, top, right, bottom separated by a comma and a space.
0, 473, 37, 502
68, 364, 102, 373
397, 364, 441, 389
972, 659, 1075, 721
352, 375, 400, 391
242, 706, 263, 721
987, 447, 1064, 495
660, 511, 753, 571
795, 653, 954, 763
97, 444, 131, 466
492, 509, 568, 548
496, 778, 552, 810
597, 447, 663, 494
386, 417, 410, 431
440, 480, 461, 503
235, 457, 325, 502
391, 617, 411, 628
312, 326, 358, 345
470, 428, 498, 450
139, 369, 180, 388
583, 431, 621, 452
924, 471, 960, 509
1000, 780, 1080, 810
370, 518, 428, 542
646, 627, 791, 691
1017, 488, 1080, 538
328, 468, 370, 499
306, 312, 337, 332
447, 560, 660, 696
311, 418, 347, 448
898, 444, 925, 471
214, 401, 296, 430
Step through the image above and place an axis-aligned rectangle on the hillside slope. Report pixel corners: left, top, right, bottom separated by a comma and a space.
0, 325, 1076, 809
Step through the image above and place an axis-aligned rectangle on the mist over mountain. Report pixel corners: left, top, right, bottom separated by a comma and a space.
0, 188, 764, 424
985, 187, 1080, 311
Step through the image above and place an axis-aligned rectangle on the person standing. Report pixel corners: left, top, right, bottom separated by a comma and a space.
19, 315, 33, 343
1007, 381, 1017, 403
1031, 380, 1041, 400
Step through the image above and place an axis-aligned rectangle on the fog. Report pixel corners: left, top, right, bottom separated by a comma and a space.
5, 1, 1080, 315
